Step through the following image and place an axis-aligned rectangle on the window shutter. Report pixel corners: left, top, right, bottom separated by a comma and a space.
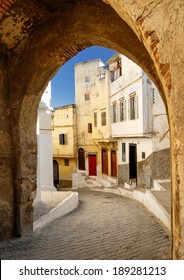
128, 99, 130, 121
135, 95, 139, 119
120, 102, 122, 122
59, 134, 62, 145
111, 105, 113, 123
125, 100, 127, 121
117, 102, 120, 123
114, 103, 117, 123
65, 134, 68, 145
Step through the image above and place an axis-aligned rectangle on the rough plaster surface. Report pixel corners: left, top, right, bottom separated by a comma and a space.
0, 0, 183, 258
138, 148, 170, 187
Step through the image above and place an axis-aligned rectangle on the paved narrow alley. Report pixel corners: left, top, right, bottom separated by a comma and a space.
0, 191, 171, 260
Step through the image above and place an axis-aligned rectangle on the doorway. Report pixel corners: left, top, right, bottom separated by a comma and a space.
129, 144, 137, 181
53, 160, 59, 187
102, 149, 108, 175
78, 148, 85, 170
111, 150, 117, 177
88, 154, 97, 176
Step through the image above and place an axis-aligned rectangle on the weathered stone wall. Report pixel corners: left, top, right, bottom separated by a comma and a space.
0, 64, 14, 239
137, 148, 170, 188
0, 0, 184, 258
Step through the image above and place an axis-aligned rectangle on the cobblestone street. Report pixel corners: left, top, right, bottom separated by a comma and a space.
0, 191, 171, 259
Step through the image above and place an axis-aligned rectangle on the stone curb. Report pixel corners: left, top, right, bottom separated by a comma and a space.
33, 192, 79, 230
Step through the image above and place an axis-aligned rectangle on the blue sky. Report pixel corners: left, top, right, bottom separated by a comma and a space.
51, 46, 116, 108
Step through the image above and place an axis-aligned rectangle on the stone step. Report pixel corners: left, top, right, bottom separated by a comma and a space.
86, 179, 103, 188
72, 172, 117, 189
96, 177, 113, 188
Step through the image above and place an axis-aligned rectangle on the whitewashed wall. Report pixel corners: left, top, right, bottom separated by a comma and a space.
117, 138, 153, 166
111, 77, 144, 136
35, 81, 54, 202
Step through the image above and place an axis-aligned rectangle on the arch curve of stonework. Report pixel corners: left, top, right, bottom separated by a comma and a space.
7, 0, 166, 238
0, 0, 184, 259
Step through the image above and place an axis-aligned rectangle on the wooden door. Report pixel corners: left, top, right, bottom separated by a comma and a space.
88, 154, 97, 176
111, 150, 117, 177
102, 149, 108, 175
78, 148, 85, 170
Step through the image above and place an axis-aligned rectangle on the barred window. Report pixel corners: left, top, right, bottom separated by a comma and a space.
122, 143, 126, 162
120, 99, 126, 122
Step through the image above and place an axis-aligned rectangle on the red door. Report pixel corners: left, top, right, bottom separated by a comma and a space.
88, 155, 97, 176
111, 150, 117, 177
102, 149, 108, 175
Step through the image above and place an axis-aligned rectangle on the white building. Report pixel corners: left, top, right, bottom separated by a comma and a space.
108, 54, 170, 188
35, 81, 55, 202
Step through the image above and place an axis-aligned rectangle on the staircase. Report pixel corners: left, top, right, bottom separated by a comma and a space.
72, 173, 118, 189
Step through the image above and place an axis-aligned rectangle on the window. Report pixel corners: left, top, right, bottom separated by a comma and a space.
64, 159, 69, 166
85, 76, 90, 82
120, 99, 126, 121
129, 94, 138, 120
88, 123, 92, 133
94, 112, 97, 127
122, 143, 126, 162
130, 96, 136, 120
85, 93, 90, 101
101, 111, 106, 126
112, 103, 117, 123
142, 152, 146, 159
78, 148, 85, 170
59, 134, 68, 145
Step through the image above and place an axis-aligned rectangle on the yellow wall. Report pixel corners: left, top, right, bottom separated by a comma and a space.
54, 157, 77, 181
52, 105, 77, 157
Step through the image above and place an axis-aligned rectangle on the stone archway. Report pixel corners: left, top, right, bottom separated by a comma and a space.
0, 0, 184, 259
